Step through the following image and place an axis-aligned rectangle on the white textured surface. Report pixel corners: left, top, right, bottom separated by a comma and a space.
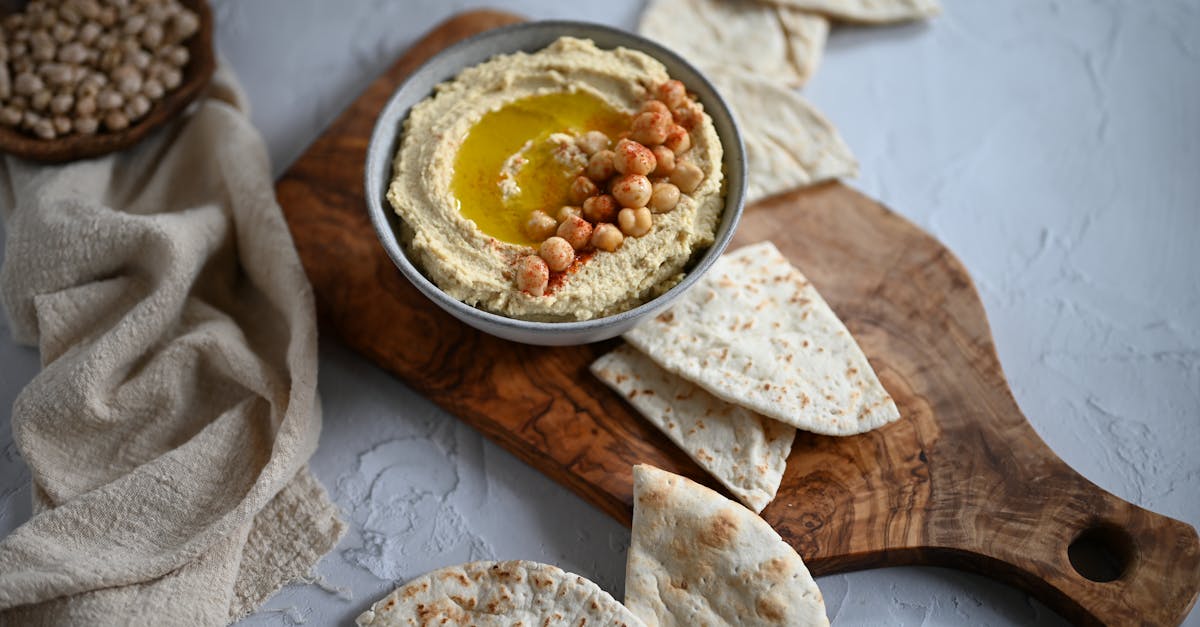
1, 1, 1197, 625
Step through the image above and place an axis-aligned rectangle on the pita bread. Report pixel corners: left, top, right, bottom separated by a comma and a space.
758, 0, 941, 24
625, 464, 828, 626
591, 345, 795, 512
625, 241, 900, 436
639, 0, 829, 87
707, 71, 857, 203
356, 560, 644, 626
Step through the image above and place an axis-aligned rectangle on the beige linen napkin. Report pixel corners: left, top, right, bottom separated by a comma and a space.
0, 65, 345, 624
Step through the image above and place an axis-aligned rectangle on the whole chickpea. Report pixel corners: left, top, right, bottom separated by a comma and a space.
556, 215, 593, 250
538, 237, 575, 273
648, 182, 681, 213
516, 255, 549, 296
576, 130, 609, 155
630, 110, 670, 146
590, 223, 624, 252
568, 175, 597, 204
524, 210, 558, 242
582, 194, 619, 224
651, 145, 675, 176
672, 102, 703, 130
640, 99, 670, 116
586, 149, 616, 182
611, 173, 652, 209
656, 80, 688, 109
618, 207, 653, 238
556, 205, 582, 223
663, 125, 691, 155
613, 138, 656, 176
669, 161, 704, 194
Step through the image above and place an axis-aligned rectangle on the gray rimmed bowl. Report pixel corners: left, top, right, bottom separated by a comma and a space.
364, 21, 746, 346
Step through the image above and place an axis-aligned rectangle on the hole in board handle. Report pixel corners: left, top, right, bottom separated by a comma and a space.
1068, 524, 1135, 583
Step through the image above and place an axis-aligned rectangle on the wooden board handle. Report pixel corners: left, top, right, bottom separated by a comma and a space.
960, 460, 1200, 626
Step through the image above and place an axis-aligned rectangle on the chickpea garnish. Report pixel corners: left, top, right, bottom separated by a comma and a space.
611, 173, 652, 209
516, 255, 549, 296
648, 182, 681, 213
657, 79, 688, 110
618, 207, 653, 238
538, 236, 575, 273
556, 214, 593, 250
524, 209, 558, 241
613, 138, 656, 176
557, 205, 582, 223
640, 99, 670, 116
669, 160, 704, 194
586, 149, 617, 182
569, 175, 598, 204
582, 194, 619, 224
576, 130, 610, 155
591, 223, 624, 252
663, 124, 691, 154
630, 110, 670, 146
651, 145, 675, 176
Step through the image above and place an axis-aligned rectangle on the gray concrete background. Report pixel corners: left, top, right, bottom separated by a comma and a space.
1, 1, 1197, 625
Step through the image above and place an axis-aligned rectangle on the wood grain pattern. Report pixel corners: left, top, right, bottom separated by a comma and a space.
0, 0, 215, 163
275, 11, 1200, 626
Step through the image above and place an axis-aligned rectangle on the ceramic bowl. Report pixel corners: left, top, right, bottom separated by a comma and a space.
364, 20, 745, 346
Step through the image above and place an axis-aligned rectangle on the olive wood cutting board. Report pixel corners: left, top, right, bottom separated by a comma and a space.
275, 10, 1200, 626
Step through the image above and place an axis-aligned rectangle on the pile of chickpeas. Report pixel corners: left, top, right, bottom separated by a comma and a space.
516, 80, 708, 297
0, 0, 200, 140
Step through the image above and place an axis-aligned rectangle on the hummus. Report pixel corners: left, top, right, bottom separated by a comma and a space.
389, 37, 725, 321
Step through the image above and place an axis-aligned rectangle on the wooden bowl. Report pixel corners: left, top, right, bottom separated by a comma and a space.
0, 0, 215, 163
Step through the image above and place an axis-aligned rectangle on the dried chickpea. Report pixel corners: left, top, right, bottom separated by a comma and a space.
523, 210, 558, 242
538, 236, 574, 273
618, 207, 653, 238
590, 223, 624, 252
103, 109, 129, 131
516, 255, 549, 296
74, 115, 98, 134
50, 93, 74, 115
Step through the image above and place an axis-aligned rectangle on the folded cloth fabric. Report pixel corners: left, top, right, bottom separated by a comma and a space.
0, 65, 345, 625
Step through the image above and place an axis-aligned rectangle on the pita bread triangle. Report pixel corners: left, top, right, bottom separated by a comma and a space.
591, 344, 794, 512
625, 464, 829, 626
624, 241, 900, 436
